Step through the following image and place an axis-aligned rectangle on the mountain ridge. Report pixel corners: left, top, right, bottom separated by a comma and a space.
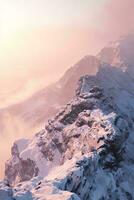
2, 73, 134, 200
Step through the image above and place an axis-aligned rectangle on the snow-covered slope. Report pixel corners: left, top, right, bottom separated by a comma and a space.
80, 65, 134, 119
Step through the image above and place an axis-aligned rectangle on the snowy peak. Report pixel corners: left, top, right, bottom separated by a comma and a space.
57, 55, 100, 100
98, 34, 134, 68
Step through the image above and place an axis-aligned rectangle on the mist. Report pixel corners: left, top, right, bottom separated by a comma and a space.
99, 0, 134, 41
0, 112, 41, 178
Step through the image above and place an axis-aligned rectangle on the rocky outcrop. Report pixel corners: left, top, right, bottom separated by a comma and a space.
5, 142, 39, 185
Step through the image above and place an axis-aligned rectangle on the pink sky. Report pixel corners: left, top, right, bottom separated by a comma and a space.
0, 0, 134, 106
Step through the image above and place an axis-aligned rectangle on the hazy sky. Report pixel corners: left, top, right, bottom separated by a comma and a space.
0, 0, 134, 106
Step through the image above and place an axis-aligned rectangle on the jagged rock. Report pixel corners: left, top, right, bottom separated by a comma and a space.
5, 143, 39, 185
75, 110, 92, 127
89, 86, 103, 93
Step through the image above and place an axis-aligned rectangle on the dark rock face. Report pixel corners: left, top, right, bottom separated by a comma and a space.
58, 99, 94, 125
19, 159, 39, 182
5, 143, 39, 185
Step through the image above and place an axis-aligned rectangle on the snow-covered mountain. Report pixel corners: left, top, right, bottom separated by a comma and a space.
1, 35, 134, 199
98, 35, 134, 67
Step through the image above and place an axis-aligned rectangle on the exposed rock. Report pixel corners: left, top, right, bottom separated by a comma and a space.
5, 143, 39, 185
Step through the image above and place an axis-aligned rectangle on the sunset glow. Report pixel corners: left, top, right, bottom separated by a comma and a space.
0, 0, 133, 106
0, 0, 108, 103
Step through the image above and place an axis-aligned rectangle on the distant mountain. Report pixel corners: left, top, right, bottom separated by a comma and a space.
98, 34, 134, 69
0, 55, 100, 131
